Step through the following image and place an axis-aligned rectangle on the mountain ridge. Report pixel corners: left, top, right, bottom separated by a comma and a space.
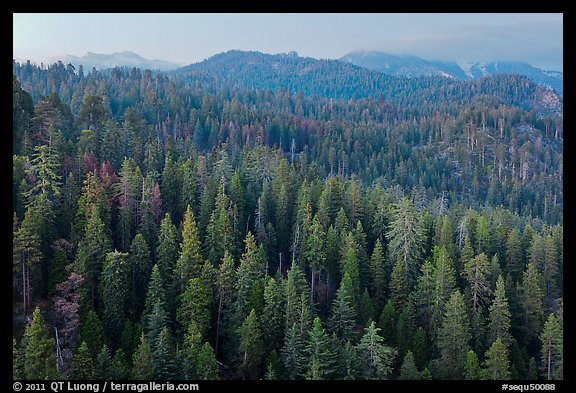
59, 51, 181, 72
340, 51, 563, 95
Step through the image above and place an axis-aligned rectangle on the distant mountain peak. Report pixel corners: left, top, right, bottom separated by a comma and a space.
341, 51, 562, 95
60, 51, 181, 72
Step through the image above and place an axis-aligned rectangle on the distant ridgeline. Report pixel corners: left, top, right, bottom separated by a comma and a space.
12, 50, 563, 381
13, 50, 562, 225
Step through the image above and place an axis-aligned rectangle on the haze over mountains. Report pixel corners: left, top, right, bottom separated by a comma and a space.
341, 51, 563, 95
58, 51, 182, 72
32, 49, 562, 96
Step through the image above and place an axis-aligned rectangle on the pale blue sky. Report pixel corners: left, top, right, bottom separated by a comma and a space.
13, 13, 563, 71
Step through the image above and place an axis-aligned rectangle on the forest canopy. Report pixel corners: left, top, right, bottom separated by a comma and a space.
12, 55, 562, 381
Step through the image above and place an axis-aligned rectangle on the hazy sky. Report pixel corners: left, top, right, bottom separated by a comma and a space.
13, 13, 563, 71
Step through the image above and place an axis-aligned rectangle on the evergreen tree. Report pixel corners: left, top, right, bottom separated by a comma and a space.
390, 256, 408, 310
399, 350, 421, 380
357, 321, 396, 379
196, 342, 219, 380
262, 277, 284, 354
282, 322, 307, 380
484, 338, 511, 380
386, 197, 424, 280
94, 344, 112, 380
76, 206, 111, 310
101, 250, 129, 345
436, 290, 471, 379
22, 307, 57, 379
81, 309, 105, 358
506, 228, 522, 282
110, 348, 130, 380
488, 275, 512, 348
540, 313, 562, 380
358, 288, 375, 326
462, 252, 490, 313
237, 309, 264, 380
305, 317, 337, 380
412, 327, 429, 370
464, 350, 482, 380
128, 233, 152, 320
306, 214, 326, 306
153, 327, 178, 380
71, 341, 94, 380
176, 205, 204, 291
156, 213, 179, 320
368, 238, 386, 311
378, 299, 396, 345
519, 262, 544, 346
177, 278, 211, 339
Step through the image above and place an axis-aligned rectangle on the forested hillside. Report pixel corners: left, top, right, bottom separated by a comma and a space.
12, 54, 562, 381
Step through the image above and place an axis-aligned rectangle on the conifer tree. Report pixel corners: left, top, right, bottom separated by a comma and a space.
262, 277, 284, 354
357, 321, 396, 379
399, 350, 421, 380
386, 197, 424, 280
101, 250, 129, 344
176, 205, 204, 291
368, 238, 386, 310
237, 309, 264, 380
177, 278, 211, 339
436, 290, 471, 379
153, 327, 178, 380
94, 344, 112, 380
488, 275, 512, 348
22, 307, 57, 379
305, 317, 337, 380
484, 338, 511, 380
128, 233, 152, 320
464, 350, 482, 380
70, 341, 94, 380
81, 309, 105, 358
540, 313, 562, 380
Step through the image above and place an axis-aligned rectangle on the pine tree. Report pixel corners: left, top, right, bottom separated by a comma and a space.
306, 214, 326, 306
488, 275, 512, 348
13, 338, 23, 380
93, 344, 112, 380
176, 205, 204, 291
237, 309, 264, 379
412, 327, 429, 370
146, 300, 168, 352
484, 338, 511, 380
76, 206, 111, 310
22, 307, 57, 379
282, 322, 307, 380
156, 213, 179, 320
386, 197, 424, 280
215, 250, 236, 355
128, 233, 152, 320
13, 208, 43, 316
70, 341, 94, 380
153, 327, 178, 380
161, 153, 182, 225
110, 348, 130, 380
399, 350, 421, 380
358, 288, 374, 326
341, 232, 361, 305
262, 277, 284, 354
368, 238, 386, 311
540, 313, 562, 380
101, 250, 129, 345
519, 262, 544, 346
462, 252, 490, 313
141, 265, 166, 327
390, 256, 408, 310
436, 290, 471, 379
305, 317, 337, 380
357, 321, 396, 379
196, 342, 219, 380
205, 181, 233, 265
464, 350, 482, 380
177, 278, 211, 339
506, 228, 522, 282
378, 299, 396, 345
81, 309, 105, 358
